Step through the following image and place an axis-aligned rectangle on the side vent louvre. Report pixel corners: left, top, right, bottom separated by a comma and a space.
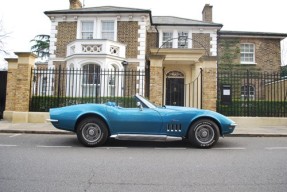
167, 124, 182, 132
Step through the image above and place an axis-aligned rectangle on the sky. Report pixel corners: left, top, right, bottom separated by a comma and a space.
0, 0, 286, 63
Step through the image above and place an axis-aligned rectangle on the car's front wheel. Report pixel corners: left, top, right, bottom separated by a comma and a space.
188, 119, 219, 148
76, 117, 108, 147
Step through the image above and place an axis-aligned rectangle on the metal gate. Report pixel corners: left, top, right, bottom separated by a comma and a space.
0, 71, 8, 119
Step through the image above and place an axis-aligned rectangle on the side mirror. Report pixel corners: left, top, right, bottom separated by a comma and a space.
136, 101, 143, 111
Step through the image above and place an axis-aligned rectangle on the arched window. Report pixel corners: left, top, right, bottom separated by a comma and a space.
82, 64, 101, 84
166, 71, 184, 78
241, 85, 255, 100
108, 65, 116, 96
41, 77, 47, 95
82, 64, 101, 97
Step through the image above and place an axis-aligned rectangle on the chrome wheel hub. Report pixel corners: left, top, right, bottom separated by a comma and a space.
82, 123, 102, 143
88, 129, 95, 136
195, 124, 215, 144
201, 130, 208, 137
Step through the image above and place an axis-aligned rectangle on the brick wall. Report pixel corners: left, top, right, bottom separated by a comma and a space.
146, 32, 158, 57
217, 37, 240, 65
242, 38, 281, 72
53, 61, 67, 69
218, 37, 282, 72
35, 64, 48, 69
202, 67, 217, 111
192, 33, 211, 55
124, 62, 139, 96
149, 66, 163, 106
117, 21, 139, 58
55, 22, 77, 58
5, 67, 17, 111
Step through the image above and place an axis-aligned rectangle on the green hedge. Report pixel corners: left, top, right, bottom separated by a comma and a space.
217, 100, 287, 117
30, 96, 136, 112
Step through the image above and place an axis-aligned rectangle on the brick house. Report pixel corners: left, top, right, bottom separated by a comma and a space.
40, 0, 287, 111
218, 31, 286, 72
217, 31, 287, 102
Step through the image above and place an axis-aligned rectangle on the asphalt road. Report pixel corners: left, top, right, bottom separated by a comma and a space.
0, 133, 287, 192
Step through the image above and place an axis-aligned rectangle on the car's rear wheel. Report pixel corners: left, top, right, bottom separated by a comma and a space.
188, 119, 219, 148
76, 117, 108, 147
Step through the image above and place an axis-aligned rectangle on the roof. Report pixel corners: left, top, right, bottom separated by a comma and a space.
44, 7, 222, 28
44, 6, 151, 15
152, 16, 223, 27
220, 30, 287, 39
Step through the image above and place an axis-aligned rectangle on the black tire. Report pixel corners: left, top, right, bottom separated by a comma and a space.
188, 119, 219, 148
76, 117, 108, 147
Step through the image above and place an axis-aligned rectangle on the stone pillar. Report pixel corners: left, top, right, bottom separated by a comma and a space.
201, 57, 217, 111
149, 55, 165, 106
4, 52, 36, 122
4, 58, 18, 113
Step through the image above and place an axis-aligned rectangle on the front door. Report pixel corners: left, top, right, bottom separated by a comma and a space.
166, 72, 184, 106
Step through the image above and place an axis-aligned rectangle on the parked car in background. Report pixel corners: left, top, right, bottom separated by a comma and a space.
48, 94, 236, 148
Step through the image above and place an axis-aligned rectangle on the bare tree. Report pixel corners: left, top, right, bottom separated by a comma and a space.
0, 19, 10, 55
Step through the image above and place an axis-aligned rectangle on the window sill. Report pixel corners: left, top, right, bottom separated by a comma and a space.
241, 62, 257, 65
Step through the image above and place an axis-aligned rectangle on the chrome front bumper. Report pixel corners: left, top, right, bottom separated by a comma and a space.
46, 119, 59, 123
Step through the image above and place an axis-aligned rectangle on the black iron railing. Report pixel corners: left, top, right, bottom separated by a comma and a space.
30, 67, 146, 112
217, 70, 287, 117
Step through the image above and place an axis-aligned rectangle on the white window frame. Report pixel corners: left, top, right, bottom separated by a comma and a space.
77, 18, 117, 40
240, 43, 255, 64
159, 29, 191, 49
162, 32, 173, 48
101, 20, 115, 41
81, 21, 94, 39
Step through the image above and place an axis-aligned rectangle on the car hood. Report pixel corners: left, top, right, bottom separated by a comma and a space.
158, 105, 235, 124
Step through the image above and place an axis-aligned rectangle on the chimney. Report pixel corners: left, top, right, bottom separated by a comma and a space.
202, 4, 213, 22
69, 0, 82, 9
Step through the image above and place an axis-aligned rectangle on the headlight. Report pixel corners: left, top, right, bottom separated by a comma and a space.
229, 123, 237, 130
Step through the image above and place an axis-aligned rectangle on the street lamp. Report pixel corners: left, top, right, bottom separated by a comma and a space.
178, 32, 188, 47
121, 60, 128, 70
121, 60, 128, 97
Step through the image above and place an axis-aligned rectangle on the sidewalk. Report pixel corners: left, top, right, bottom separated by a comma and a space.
1, 119, 287, 136
0, 120, 71, 135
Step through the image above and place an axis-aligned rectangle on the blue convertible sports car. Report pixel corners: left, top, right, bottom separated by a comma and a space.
48, 94, 236, 148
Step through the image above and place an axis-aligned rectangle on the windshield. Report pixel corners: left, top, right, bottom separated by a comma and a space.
135, 94, 157, 109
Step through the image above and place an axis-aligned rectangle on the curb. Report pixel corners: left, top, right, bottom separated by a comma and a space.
228, 133, 287, 137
